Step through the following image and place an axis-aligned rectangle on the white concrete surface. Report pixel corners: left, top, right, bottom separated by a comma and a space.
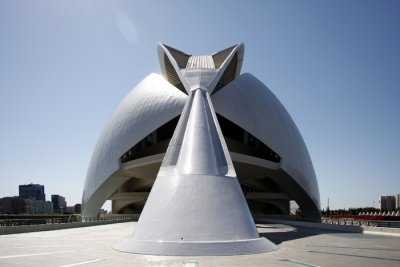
1, 222, 400, 266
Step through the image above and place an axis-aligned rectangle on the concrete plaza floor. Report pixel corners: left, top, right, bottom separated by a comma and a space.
1, 222, 400, 266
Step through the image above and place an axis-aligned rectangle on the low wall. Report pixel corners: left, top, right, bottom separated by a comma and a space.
256, 217, 400, 236
3, 215, 400, 236
255, 217, 363, 233
0, 219, 134, 235
363, 226, 400, 236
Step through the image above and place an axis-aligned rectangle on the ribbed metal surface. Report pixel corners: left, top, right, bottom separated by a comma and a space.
212, 45, 236, 68
212, 53, 238, 95
165, 55, 181, 85
219, 53, 237, 85
186, 55, 215, 69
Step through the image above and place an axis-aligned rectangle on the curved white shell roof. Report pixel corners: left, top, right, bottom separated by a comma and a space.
211, 73, 320, 210
82, 73, 187, 216
82, 45, 320, 221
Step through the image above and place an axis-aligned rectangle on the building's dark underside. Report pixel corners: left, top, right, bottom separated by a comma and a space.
113, 115, 299, 216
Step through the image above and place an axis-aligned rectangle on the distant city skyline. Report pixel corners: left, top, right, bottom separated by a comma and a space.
1, 1, 399, 210
3, 187, 400, 214
3, 182, 80, 207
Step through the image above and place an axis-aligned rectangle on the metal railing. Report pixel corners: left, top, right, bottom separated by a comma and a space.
322, 217, 400, 228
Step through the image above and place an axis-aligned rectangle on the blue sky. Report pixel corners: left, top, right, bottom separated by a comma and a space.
0, 1, 399, 210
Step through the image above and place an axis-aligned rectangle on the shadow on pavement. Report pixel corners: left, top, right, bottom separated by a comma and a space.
258, 224, 361, 245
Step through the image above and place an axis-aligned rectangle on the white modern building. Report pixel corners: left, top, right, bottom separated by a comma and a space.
82, 43, 321, 255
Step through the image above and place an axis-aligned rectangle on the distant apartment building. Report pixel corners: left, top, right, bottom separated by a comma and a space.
397, 194, 400, 209
74, 204, 82, 214
64, 204, 82, 214
66, 206, 75, 214
0, 197, 29, 214
31, 200, 53, 214
380, 195, 396, 211
51, 195, 67, 213
19, 183, 45, 201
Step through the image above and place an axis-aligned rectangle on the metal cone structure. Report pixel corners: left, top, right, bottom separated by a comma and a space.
113, 43, 278, 255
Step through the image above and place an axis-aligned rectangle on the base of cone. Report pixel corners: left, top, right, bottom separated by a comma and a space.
113, 237, 278, 256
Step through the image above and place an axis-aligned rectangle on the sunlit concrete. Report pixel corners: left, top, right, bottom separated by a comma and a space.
1, 222, 400, 267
